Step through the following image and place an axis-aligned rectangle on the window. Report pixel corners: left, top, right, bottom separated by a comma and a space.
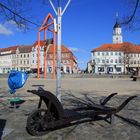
106, 59, 109, 63
111, 52, 113, 55
27, 54, 29, 57
115, 52, 117, 55
116, 67, 121, 72
115, 59, 117, 63
102, 59, 105, 63
33, 54, 34, 57
119, 59, 121, 63
134, 60, 136, 64
63, 60, 67, 64
110, 59, 113, 63
24, 54, 26, 58
66, 53, 69, 58
41, 47, 44, 51
98, 52, 100, 56
21, 54, 22, 58
48, 67, 52, 73
66, 67, 70, 73
102, 52, 104, 56
32, 60, 34, 63
98, 67, 104, 72
106, 52, 109, 55
108, 67, 113, 72
119, 52, 121, 56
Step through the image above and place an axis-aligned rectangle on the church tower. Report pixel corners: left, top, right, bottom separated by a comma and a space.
113, 13, 123, 44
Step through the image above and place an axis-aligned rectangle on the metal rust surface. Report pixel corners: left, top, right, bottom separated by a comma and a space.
26, 88, 137, 136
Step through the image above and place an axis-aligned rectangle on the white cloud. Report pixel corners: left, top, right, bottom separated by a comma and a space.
5, 20, 25, 31
69, 47, 79, 52
0, 24, 13, 35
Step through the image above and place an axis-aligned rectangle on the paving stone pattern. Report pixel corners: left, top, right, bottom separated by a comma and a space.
0, 77, 140, 140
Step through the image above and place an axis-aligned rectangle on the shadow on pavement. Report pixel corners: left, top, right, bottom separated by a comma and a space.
0, 119, 6, 139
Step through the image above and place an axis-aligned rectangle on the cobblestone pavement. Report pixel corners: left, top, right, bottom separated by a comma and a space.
0, 77, 140, 140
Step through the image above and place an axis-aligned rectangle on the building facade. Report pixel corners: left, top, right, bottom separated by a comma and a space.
92, 43, 140, 74
0, 46, 18, 73
91, 16, 140, 74
31, 41, 45, 71
47, 44, 78, 74
0, 41, 78, 74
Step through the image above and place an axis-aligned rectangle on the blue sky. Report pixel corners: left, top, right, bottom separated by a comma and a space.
0, 0, 140, 69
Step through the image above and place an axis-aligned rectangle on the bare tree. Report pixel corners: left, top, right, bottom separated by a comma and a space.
122, 0, 140, 30
0, 0, 46, 31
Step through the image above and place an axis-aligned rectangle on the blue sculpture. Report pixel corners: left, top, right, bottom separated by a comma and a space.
8, 70, 28, 94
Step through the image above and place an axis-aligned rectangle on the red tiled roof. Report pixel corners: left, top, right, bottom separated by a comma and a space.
33, 39, 54, 46
33, 40, 45, 46
47, 44, 77, 63
92, 42, 140, 53
18, 45, 33, 53
0, 46, 19, 53
47, 44, 72, 53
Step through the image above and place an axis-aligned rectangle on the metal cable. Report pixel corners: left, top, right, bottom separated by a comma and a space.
0, 2, 40, 27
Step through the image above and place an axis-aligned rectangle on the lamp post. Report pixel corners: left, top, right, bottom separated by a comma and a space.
49, 0, 71, 102
126, 55, 129, 74
91, 60, 95, 73
138, 61, 140, 76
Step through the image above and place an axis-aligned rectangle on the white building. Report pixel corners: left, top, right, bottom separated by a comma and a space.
91, 16, 140, 74
31, 41, 44, 71
92, 44, 125, 74
0, 46, 18, 73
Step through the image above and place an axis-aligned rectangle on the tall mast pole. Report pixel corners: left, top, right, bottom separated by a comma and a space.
49, 0, 71, 102
56, 3, 62, 102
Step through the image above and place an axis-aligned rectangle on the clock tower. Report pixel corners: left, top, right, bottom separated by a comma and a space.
113, 13, 123, 44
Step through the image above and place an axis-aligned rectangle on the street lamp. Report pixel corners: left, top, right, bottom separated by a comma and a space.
49, 0, 71, 102
138, 60, 140, 76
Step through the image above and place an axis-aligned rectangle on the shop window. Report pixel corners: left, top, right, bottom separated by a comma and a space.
116, 67, 121, 72
98, 67, 104, 72
66, 67, 70, 73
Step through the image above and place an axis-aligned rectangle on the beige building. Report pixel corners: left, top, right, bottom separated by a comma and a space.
0, 41, 78, 74
17, 46, 32, 71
